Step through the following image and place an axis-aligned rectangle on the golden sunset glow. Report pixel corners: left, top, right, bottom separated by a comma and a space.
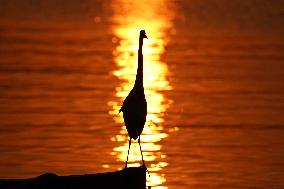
0, 1, 283, 189
108, 0, 175, 188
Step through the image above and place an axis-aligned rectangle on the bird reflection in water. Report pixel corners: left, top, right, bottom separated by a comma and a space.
108, 0, 175, 188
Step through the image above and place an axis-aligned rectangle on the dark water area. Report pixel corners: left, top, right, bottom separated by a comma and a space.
1, 1, 284, 188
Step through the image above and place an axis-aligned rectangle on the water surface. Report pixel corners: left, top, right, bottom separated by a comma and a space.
0, 1, 284, 188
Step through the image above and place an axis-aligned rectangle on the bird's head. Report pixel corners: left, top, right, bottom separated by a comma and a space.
140, 30, 148, 39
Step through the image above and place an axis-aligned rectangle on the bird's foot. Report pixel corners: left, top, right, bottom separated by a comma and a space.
141, 162, 150, 177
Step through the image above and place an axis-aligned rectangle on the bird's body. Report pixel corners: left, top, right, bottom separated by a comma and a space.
119, 30, 148, 168
120, 86, 147, 139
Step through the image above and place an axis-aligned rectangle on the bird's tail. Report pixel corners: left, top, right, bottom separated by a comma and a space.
118, 103, 125, 113
118, 107, 122, 114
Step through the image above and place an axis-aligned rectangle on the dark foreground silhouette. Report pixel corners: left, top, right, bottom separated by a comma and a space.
0, 167, 146, 189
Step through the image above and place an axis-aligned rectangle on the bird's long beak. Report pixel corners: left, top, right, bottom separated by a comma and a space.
145, 35, 148, 39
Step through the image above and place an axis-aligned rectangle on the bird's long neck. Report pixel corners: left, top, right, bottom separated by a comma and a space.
134, 37, 144, 89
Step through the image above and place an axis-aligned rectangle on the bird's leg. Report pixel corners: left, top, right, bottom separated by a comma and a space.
125, 138, 131, 169
138, 136, 150, 176
138, 136, 145, 166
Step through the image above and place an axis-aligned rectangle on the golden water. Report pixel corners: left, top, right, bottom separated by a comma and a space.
108, 0, 175, 187
0, 1, 284, 189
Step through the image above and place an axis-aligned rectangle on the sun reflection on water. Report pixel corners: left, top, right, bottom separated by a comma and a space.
108, 0, 175, 188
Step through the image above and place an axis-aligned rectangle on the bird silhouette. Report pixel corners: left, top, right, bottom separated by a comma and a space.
119, 30, 148, 168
